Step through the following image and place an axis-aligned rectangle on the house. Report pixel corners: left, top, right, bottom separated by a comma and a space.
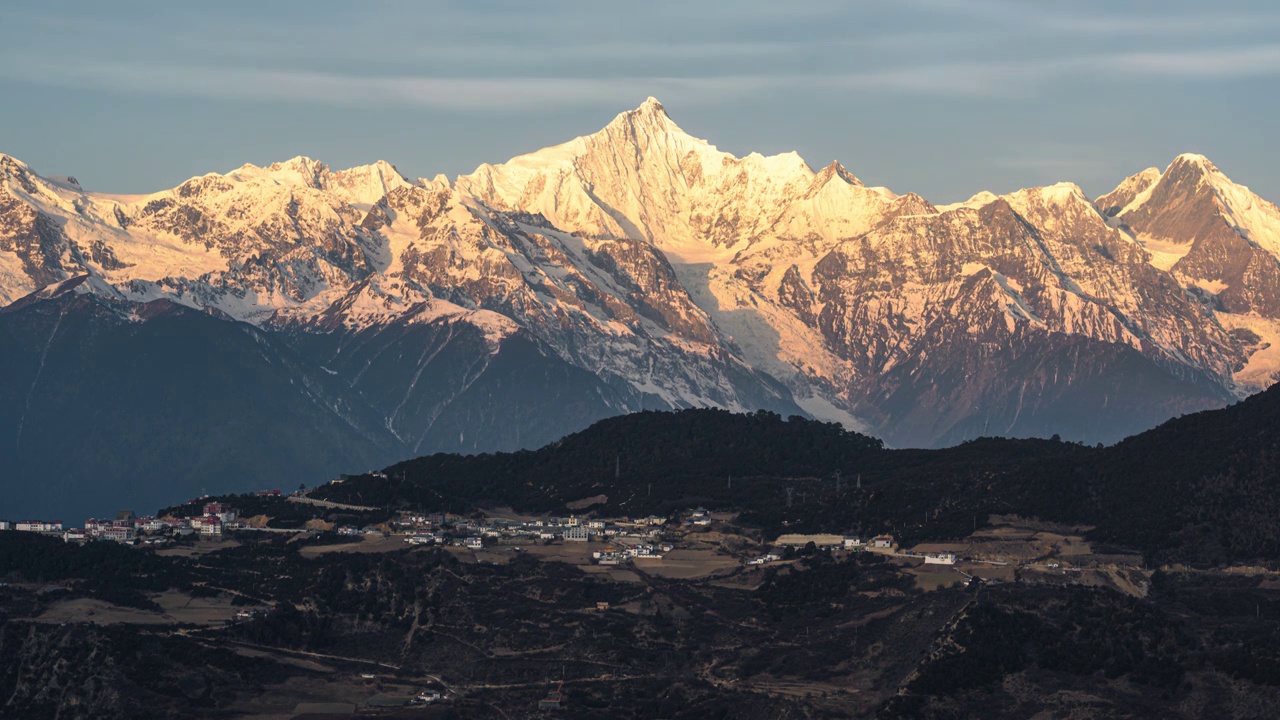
871, 535, 895, 549
140, 517, 168, 533
101, 525, 137, 542
0, 521, 10, 531
63, 529, 87, 543
924, 552, 957, 565
463, 537, 483, 550
203, 503, 237, 523
563, 526, 590, 542
190, 516, 223, 535
256, 489, 282, 497
596, 601, 610, 611
844, 536, 865, 550
538, 685, 565, 710
413, 691, 442, 704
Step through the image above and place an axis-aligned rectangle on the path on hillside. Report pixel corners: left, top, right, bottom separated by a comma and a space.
288, 495, 381, 512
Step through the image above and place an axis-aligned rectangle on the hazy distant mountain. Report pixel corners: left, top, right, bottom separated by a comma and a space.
3, 98, 1279, 517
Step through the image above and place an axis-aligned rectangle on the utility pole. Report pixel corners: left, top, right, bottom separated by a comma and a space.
786, 487, 795, 508
615, 454, 620, 480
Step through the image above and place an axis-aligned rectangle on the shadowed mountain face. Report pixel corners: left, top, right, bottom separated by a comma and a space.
2, 101, 1280, 518
0, 281, 627, 523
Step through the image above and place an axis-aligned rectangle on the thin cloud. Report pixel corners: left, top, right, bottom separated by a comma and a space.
4, 44, 1280, 110
899, 0, 1280, 37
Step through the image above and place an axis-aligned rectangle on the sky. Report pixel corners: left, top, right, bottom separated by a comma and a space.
3, 0, 1278, 204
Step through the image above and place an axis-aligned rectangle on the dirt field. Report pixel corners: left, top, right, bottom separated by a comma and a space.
909, 568, 966, 591
298, 536, 409, 557
963, 563, 1016, 581
33, 598, 173, 625
580, 565, 644, 583
227, 672, 438, 719
32, 590, 241, 626
632, 548, 739, 579
520, 542, 603, 566
155, 589, 244, 624
155, 539, 241, 557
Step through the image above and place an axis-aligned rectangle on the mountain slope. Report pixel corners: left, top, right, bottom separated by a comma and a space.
0, 278, 630, 523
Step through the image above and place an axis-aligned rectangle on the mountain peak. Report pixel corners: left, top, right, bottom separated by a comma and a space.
816, 160, 864, 187
1165, 153, 1222, 181
638, 96, 666, 113
604, 96, 684, 137
1096, 167, 1162, 217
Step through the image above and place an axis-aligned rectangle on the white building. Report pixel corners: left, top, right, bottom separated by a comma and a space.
16, 521, 62, 533
463, 537, 483, 549
140, 518, 169, 533
923, 552, 957, 565
843, 536, 864, 550
564, 526, 590, 542
190, 516, 223, 535
203, 503, 237, 523
101, 525, 137, 542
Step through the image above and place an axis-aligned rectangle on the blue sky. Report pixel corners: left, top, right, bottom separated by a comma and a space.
3, 0, 1278, 203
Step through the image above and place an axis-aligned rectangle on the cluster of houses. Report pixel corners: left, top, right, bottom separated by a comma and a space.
764, 533, 958, 565
0, 501, 245, 545
592, 541, 674, 565
384, 511, 672, 553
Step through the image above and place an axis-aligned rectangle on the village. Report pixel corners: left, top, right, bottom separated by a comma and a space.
1, 483, 1145, 599
0, 491, 281, 544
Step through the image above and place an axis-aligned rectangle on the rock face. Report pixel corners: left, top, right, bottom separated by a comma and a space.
2, 100, 1279, 517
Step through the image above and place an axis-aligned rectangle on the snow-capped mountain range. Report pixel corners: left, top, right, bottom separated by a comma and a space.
4, 97, 1280, 516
